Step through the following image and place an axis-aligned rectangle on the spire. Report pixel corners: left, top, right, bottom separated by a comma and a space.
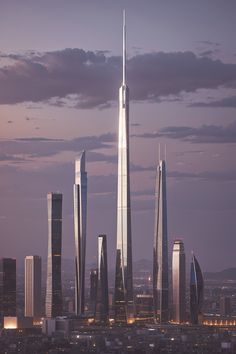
122, 9, 126, 85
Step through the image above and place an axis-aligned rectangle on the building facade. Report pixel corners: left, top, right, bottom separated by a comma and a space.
153, 160, 169, 323
74, 151, 87, 316
0, 258, 16, 319
190, 254, 204, 324
25, 255, 42, 318
95, 235, 109, 324
114, 11, 134, 324
45, 193, 63, 318
172, 240, 186, 323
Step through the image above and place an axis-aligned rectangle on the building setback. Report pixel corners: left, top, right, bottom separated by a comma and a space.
114, 11, 134, 324
45, 193, 63, 318
172, 240, 186, 323
0, 258, 16, 319
74, 151, 87, 316
95, 235, 109, 324
25, 255, 42, 318
153, 159, 169, 323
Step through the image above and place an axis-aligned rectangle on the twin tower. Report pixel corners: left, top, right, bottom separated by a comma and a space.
45, 12, 169, 324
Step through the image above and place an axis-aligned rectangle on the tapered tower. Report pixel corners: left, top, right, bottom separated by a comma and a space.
153, 160, 169, 323
114, 11, 134, 323
74, 151, 87, 316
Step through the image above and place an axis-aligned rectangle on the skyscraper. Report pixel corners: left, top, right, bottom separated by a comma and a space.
45, 193, 63, 318
114, 11, 134, 324
74, 151, 87, 316
95, 235, 109, 324
190, 254, 204, 325
25, 255, 42, 318
153, 160, 169, 323
89, 269, 98, 315
172, 240, 186, 323
0, 258, 16, 319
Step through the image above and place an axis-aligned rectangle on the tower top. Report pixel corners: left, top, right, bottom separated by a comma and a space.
122, 10, 126, 85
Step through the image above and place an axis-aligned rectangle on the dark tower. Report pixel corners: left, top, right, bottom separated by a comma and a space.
0, 258, 16, 319
45, 193, 63, 317
190, 254, 204, 324
95, 235, 109, 323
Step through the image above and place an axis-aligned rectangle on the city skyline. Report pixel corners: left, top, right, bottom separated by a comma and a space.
0, 1, 236, 272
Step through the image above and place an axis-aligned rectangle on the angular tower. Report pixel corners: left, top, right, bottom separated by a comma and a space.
114, 11, 134, 324
172, 240, 186, 323
45, 193, 63, 318
190, 253, 204, 325
95, 235, 109, 324
74, 151, 87, 316
153, 160, 169, 323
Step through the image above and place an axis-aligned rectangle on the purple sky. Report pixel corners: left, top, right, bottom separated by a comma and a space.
0, 0, 236, 272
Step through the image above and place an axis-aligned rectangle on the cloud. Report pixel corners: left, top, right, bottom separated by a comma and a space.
198, 49, 221, 58
0, 132, 116, 159
1, 49, 236, 108
196, 40, 221, 47
168, 170, 236, 182
191, 95, 236, 108
134, 121, 236, 144
0, 153, 26, 162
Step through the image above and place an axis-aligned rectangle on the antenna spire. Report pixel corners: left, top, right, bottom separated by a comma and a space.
122, 9, 126, 85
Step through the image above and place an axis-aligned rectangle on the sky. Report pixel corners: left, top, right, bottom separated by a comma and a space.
0, 0, 236, 272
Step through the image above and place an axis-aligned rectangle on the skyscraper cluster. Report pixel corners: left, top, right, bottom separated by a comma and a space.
1, 12, 205, 328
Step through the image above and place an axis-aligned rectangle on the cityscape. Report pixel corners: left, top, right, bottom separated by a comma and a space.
1, 1, 236, 353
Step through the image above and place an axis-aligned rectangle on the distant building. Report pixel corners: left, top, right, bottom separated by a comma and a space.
25, 255, 42, 318
0, 258, 16, 319
45, 193, 63, 318
153, 160, 169, 323
135, 294, 153, 320
74, 151, 87, 316
220, 296, 231, 317
190, 254, 204, 324
89, 269, 98, 315
172, 240, 186, 323
95, 235, 109, 324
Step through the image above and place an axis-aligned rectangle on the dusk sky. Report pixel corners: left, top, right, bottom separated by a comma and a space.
1, 0, 236, 272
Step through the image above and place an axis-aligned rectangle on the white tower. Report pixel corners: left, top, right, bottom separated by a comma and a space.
114, 11, 134, 324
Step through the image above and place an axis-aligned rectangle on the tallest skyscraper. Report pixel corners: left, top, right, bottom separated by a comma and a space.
114, 11, 134, 324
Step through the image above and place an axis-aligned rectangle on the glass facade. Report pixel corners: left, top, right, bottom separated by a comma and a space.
114, 12, 134, 323
74, 151, 87, 316
172, 240, 186, 323
45, 193, 63, 318
190, 254, 204, 324
153, 160, 169, 323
